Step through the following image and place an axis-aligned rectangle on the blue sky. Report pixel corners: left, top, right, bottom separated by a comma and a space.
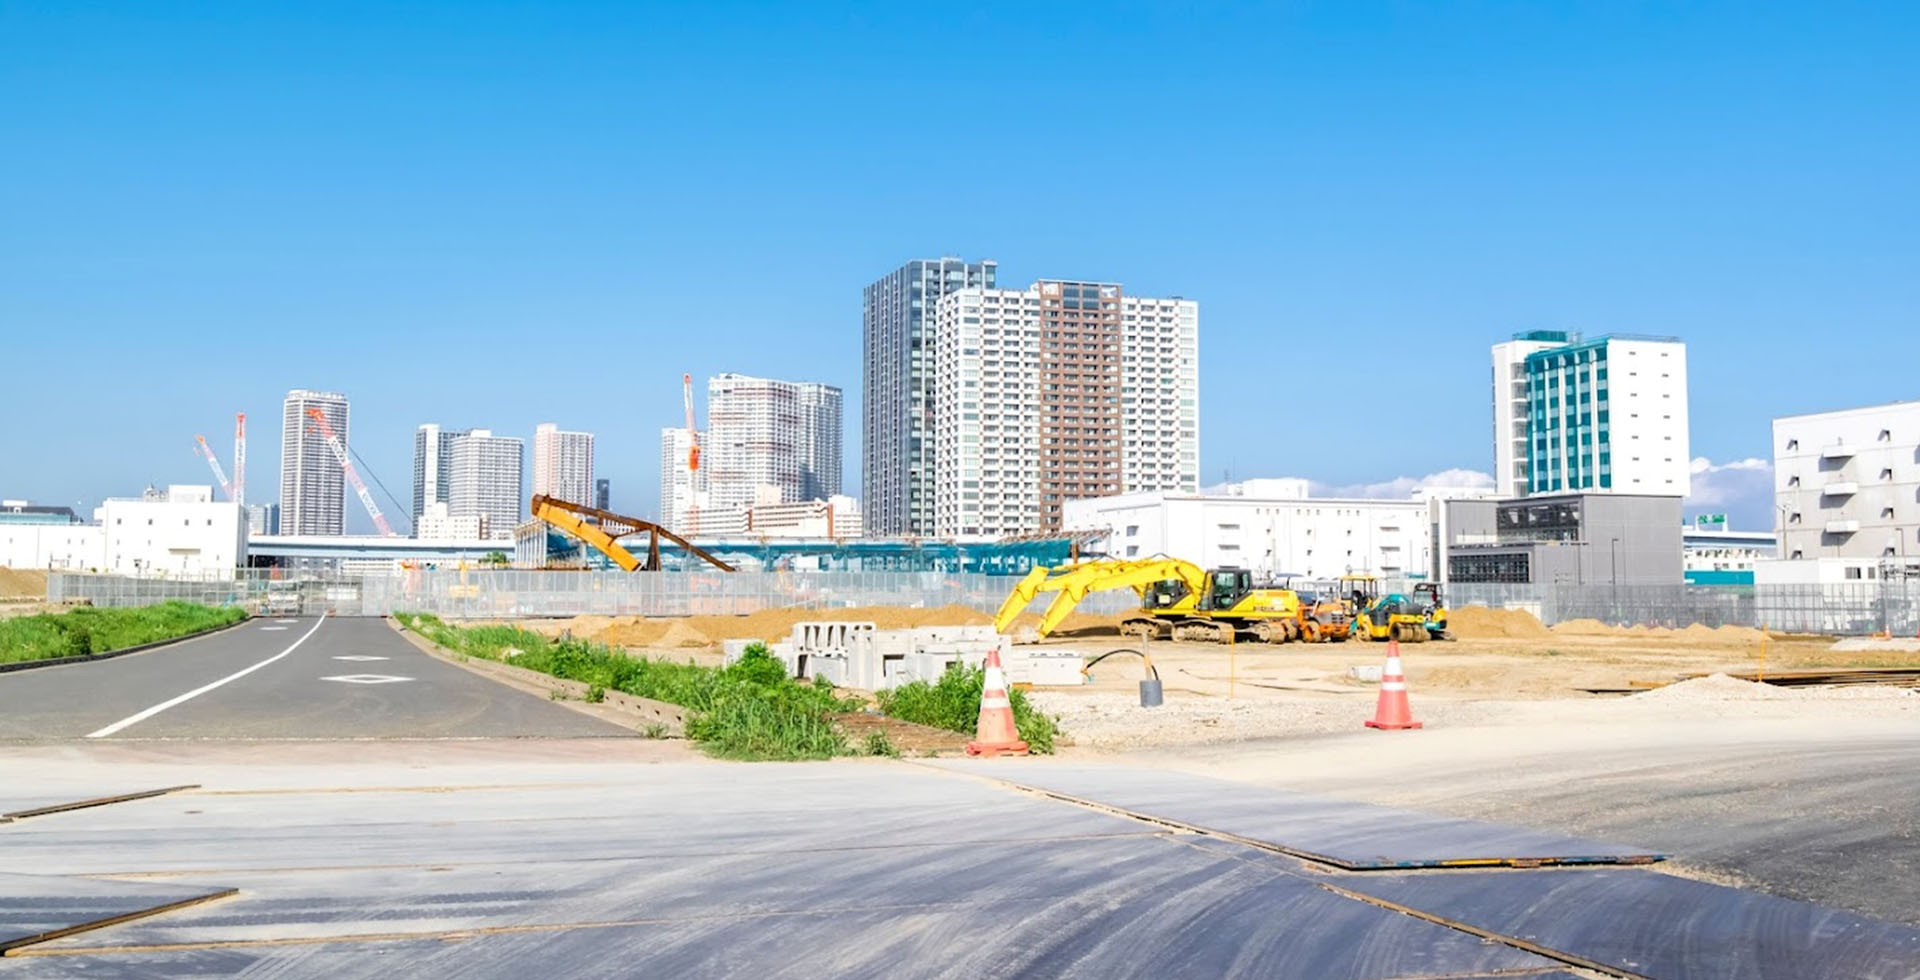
3, 1, 1914, 533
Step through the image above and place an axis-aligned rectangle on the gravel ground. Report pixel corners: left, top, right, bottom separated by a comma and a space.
1035, 675, 1918, 750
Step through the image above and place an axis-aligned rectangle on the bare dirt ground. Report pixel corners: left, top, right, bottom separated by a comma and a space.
0, 567, 52, 619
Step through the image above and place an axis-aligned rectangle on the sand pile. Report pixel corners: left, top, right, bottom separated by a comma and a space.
576, 604, 996, 648
1633, 673, 1791, 701
0, 568, 48, 599
1448, 605, 1550, 639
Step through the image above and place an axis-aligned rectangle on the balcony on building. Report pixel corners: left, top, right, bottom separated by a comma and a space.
1820, 442, 1856, 459
1821, 481, 1859, 497
1825, 519, 1861, 535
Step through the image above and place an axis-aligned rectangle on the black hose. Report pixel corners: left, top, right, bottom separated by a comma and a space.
1083, 647, 1158, 681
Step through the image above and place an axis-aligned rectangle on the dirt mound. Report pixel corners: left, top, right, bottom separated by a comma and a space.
1632, 673, 1792, 701
1448, 605, 1550, 639
572, 604, 995, 649
1550, 618, 1615, 636
0, 567, 48, 599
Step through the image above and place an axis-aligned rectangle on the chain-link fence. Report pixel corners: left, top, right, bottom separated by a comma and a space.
49, 570, 1141, 621
1448, 581, 1920, 635
47, 570, 1920, 635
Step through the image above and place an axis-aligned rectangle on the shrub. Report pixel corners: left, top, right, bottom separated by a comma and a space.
876, 663, 1060, 754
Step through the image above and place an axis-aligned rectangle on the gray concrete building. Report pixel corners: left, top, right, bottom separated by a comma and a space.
412, 424, 467, 531
863, 257, 997, 536
1442, 493, 1683, 586
447, 429, 523, 540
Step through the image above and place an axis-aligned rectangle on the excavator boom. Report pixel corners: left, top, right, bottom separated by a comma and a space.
994, 559, 1209, 638
530, 494, 734, 572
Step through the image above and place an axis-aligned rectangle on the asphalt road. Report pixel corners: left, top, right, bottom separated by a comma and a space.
0, 616, 628, 740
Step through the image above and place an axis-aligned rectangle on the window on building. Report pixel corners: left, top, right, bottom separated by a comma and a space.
1879, 429, 1892, 442
1789, 476, 1800, 487
1882, 469, 1894, 481
1787, 439, 1799, 451
1845, 567, 1864, 580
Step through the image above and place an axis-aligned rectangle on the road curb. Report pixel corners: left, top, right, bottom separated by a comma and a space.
0, 615, 254, 675
387, 618, 686, 734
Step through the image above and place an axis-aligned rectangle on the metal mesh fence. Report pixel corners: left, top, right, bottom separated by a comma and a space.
47, 571, 1920, 635
49, 570, 1141, 621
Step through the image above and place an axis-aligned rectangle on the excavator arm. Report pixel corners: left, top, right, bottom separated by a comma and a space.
1035, 559, 1207, 637
992, 560, 1166, 633
530, 494, 734, 572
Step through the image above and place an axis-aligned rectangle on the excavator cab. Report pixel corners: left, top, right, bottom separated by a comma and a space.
1200, 567, 1254, 612
1142, 578, 1191, 609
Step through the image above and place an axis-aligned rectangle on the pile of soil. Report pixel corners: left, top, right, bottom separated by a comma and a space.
1448, 605, 1551, 639
0, 567, 48, 599
561, 604, 997, 649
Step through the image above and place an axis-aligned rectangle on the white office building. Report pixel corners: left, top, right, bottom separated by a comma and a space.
705, 374, 842, 513
932, 280, 1199, 537
415, 501, 487, 540
280, 389, 349, 536
863, 257, 999, 537
532, 423, 596, 507
1762, 400, 1920, 579
1491, 332, 1689, 499
1064, 479, 1467, 580
99, 485, 248, 577
447, 430, 523, 540
660, 427, 706, 533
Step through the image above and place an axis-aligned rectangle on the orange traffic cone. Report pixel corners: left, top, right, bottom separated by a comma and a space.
1364, 638, 1423, 730
966, 648, 1030, 757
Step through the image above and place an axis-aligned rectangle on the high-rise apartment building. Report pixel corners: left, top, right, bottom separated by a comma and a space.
531, 423, 595, 506
863, 258, 997, 536
1490, 332, 1690, 499
411, 423, 466, 531
280, 389, 349, 536
594, 478, 610, 512
931, 280, 1200, 536
447, 429, 523, 540
659, 427, 705, 533
705, 374, 842, 513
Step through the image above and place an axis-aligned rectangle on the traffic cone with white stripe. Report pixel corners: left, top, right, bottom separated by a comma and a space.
1364, 638, 1423, 730
966, 648, 1030, 757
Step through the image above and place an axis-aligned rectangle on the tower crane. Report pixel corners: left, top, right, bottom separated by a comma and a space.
305, 407, 396, 537
193, 436, 234, 500
682, 372, 702, 535
232, 413, 246, 506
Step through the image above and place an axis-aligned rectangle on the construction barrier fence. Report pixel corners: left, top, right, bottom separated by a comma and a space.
45, 571, 1920, 636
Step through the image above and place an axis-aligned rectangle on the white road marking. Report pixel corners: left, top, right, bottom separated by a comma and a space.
332, 655, 389, 662
260, 626, 289, 631
321, 674, 413, 684
86, 617, 328, 739
274, 619, 298, 624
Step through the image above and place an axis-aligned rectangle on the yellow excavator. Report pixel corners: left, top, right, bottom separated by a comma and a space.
995, 558, 1306, 644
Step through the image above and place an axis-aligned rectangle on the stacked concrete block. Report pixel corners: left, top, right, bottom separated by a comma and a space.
758, 620, 1087, 691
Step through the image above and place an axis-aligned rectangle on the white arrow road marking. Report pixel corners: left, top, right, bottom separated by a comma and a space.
331, 655, 389, 662
321, 674, 413, 685
88, 616, 328, 738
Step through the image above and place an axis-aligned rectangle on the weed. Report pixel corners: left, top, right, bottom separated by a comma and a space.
861, 731, 899, 758
876, 663, 1060, 754
548, 688, 566, 701
585, 684, 606, 703
0, 602, 246, 666
641, 723, 670, 739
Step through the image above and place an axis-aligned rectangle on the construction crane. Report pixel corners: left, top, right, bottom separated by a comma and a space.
681, 373, 702, 535
232, 413, 246, 506
305, 407, 396, 537
193, 436, 234, 500
530, 494, 733, 572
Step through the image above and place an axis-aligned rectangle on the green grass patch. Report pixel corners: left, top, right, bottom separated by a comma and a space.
396, 613, 861, 760
876, 663, 1060, 754
0, 601, 247, 666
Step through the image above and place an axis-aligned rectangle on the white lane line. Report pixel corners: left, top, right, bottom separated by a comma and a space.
86, 617, 328, 739
321, 674, 413, 684
260, 626, 289, 631
332, 655, 388, 662
274, 619, 298, 624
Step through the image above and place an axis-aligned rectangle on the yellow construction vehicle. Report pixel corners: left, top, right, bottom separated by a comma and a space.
530, 495, 734, 572
1413, 582, 1449, 640
1292, 587, 1353, 642
995, 559, 1305, 644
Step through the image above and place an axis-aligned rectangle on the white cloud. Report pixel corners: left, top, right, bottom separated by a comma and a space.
1314, 469, 1494, 499
1685, 456, 1774, 529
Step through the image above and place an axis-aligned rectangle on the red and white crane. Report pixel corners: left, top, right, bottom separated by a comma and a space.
193, 435, 234, 500
232, 413, 246, 506
306, 406, 396, 537
682, 373, 702, 535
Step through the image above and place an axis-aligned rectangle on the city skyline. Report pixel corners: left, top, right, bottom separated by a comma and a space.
7, 6, 1916, 535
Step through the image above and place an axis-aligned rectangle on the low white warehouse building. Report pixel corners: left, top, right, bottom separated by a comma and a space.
1063, 478, 1490, 580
